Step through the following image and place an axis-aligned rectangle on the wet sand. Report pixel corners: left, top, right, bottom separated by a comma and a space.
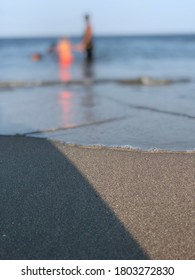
0, 135, 194, 260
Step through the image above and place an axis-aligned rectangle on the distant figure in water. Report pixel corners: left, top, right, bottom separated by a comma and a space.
77, 14, 94, 62
32, 53, 42, 62
56, 37, 74, 66
83, 14, 93, 62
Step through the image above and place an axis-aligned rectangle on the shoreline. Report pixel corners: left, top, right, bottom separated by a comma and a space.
0, 135, 194, 259
2, 134, 195, 154
0, 77, 190, 90
32, 138, 195, 154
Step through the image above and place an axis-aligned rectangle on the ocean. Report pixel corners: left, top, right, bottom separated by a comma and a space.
0, 35, 195, 150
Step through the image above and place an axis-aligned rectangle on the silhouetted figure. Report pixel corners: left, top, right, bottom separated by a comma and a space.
83, 15, 94, 62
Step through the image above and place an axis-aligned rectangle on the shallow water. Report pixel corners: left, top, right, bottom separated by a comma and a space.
0, 35, 195, 150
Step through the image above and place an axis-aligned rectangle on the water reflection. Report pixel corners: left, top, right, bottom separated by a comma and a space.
59, 61, 72, 82
58, 60, 74, 126
81, 61, 96, 122
59, 91, 73, 125
58, 59, 97, 127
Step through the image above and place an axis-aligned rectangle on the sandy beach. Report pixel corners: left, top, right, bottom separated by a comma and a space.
0, 135, 194, 260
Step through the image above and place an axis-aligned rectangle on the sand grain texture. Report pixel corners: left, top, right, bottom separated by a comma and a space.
0, 136, 194, 259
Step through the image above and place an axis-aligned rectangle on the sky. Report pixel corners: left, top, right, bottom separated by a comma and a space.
0, 0, 194, 37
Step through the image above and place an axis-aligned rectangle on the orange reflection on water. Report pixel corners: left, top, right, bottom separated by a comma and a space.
59, 60, 72, 82
58, 91, 74, 125
58, 56, 75, 126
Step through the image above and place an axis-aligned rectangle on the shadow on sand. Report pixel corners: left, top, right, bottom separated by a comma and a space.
0, 136, 148, 259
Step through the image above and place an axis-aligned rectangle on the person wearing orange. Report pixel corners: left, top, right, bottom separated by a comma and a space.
56, 37, 74, 66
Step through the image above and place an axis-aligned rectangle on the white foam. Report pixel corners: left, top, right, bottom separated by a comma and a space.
186, 148, 195, 153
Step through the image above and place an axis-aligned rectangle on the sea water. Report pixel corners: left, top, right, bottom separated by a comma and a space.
0, 35, 195, 150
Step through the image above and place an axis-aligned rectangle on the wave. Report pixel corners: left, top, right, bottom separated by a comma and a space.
0, 77, 190, 90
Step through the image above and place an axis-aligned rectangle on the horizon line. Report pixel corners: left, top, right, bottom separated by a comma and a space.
0, 32, 195, 39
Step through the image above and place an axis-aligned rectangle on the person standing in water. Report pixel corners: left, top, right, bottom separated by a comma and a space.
82, 14, 94, 62
56, 37, 74, 82
56, 37, 74, 65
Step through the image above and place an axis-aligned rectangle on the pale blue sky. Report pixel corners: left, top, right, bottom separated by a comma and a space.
1, 0, 194, 37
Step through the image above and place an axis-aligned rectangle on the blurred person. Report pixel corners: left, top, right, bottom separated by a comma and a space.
56, 37, 74, 66
56, 38, 73, 82
83, 14, 93, 62
31, 53, 42, 62
77, 14, 94, 62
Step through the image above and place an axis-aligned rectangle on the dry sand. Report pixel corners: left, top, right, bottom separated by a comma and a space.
0, 136, 194, 259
